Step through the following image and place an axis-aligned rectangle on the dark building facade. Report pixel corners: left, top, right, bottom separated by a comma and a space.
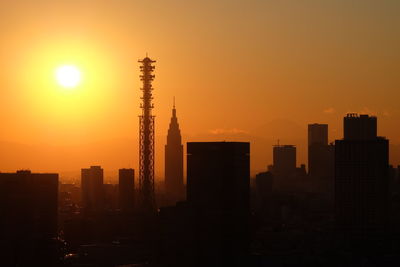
255, 171, 274, 219
81, 166, 104, 213
0, 170, 58, 238
185, 142, 250, 265
272, 145, 296, 181
164, 103, 184, 204
118, 168, 135, 213
256, 171, 274, 196
308, 123, 334, 179
335, 114, 389, 238
187, 142, 250, 211
344, 113, 377, 140
308, 123, 328, 146
0, 170, 59, 265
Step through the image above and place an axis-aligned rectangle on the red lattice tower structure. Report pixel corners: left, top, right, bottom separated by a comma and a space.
138, 56, 156, 213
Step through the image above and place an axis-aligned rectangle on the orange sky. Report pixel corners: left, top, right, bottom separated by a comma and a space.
0, 0, 399, 179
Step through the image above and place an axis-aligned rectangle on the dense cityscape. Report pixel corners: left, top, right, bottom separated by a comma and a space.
1, 56, 399, 267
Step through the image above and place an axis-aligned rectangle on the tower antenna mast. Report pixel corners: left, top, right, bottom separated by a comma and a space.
138, 56, 156, 212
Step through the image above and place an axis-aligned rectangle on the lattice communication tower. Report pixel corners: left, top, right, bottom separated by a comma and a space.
138, 56, 156, 212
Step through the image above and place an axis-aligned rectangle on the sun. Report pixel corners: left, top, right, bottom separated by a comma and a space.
55, 65, 81, 88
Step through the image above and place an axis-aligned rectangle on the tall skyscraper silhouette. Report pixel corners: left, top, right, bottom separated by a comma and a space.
308, 123, 328, 146
308, 124, 334, 180
164, 100, 184, 204
118, 168, 135, 213
335, 114, 389, 239
138, 56, 156, 213
186, 142, 250, 265
81, 166, 104, 213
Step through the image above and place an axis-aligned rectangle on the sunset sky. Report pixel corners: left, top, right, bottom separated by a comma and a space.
0, 0, 399, 179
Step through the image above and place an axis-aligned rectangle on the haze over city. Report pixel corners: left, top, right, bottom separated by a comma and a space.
1, 0, 399, 179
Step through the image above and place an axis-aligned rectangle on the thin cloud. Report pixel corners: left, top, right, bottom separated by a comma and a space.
209, 128, 249, 135
323, 107, 335, 114
359, 107, 377, 115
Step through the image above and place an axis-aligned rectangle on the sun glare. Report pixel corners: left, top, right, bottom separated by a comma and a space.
55, 65, 81, 88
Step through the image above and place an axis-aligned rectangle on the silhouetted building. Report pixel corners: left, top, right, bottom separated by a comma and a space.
308, 123, 328, 146
81, 166, 104, 213
344, 113, 377, 140
186, 142, 250, 266
164, 101, 185, 204
119, 168, 135, 213
272, 145, 296, 181
187, 142, 249, 211
308, 124, 334, 179
0, 170, 59, 265
255, 171, 274, 219
335, 114, 389, 239
297, 164, 307, 178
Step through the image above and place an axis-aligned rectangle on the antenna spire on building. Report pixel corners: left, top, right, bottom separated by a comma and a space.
165, 98, 184, 203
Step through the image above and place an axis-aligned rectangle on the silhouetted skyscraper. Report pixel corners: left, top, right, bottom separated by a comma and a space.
118, 168, 135, 213
0, 170, 58, 265
335, 114, 389, 239
272, 145, 296, 180
186, 142, 250, 265
308, 123, 328, 146
187, 142, 249, 210
0, 170, 58, 238
164, 101, 184, 204
308, 123, 334, 179
344, 113, 377, 140
81, 166, 104, 213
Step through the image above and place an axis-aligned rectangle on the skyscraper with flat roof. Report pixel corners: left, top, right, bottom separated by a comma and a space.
118, 168, 135, 213
81, 166, 104, 213
187, 142, 249, 211
272, 145, 296, 180
186, 142, 250, 265
344, 113, 377, 140
308, 123, 328, 146
335, 114, 389, 238
0, 170, 58, 238
0, 170, 58, 265
308, 123, 334, 179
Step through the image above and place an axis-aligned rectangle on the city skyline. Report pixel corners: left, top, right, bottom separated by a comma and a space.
1, 1, 399, 266
1, 0, 400, 177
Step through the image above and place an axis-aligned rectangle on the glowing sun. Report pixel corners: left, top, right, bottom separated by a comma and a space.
55, 65, 81, 88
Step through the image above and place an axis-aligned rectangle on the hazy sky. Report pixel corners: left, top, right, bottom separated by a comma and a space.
0, 0, 399, 177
